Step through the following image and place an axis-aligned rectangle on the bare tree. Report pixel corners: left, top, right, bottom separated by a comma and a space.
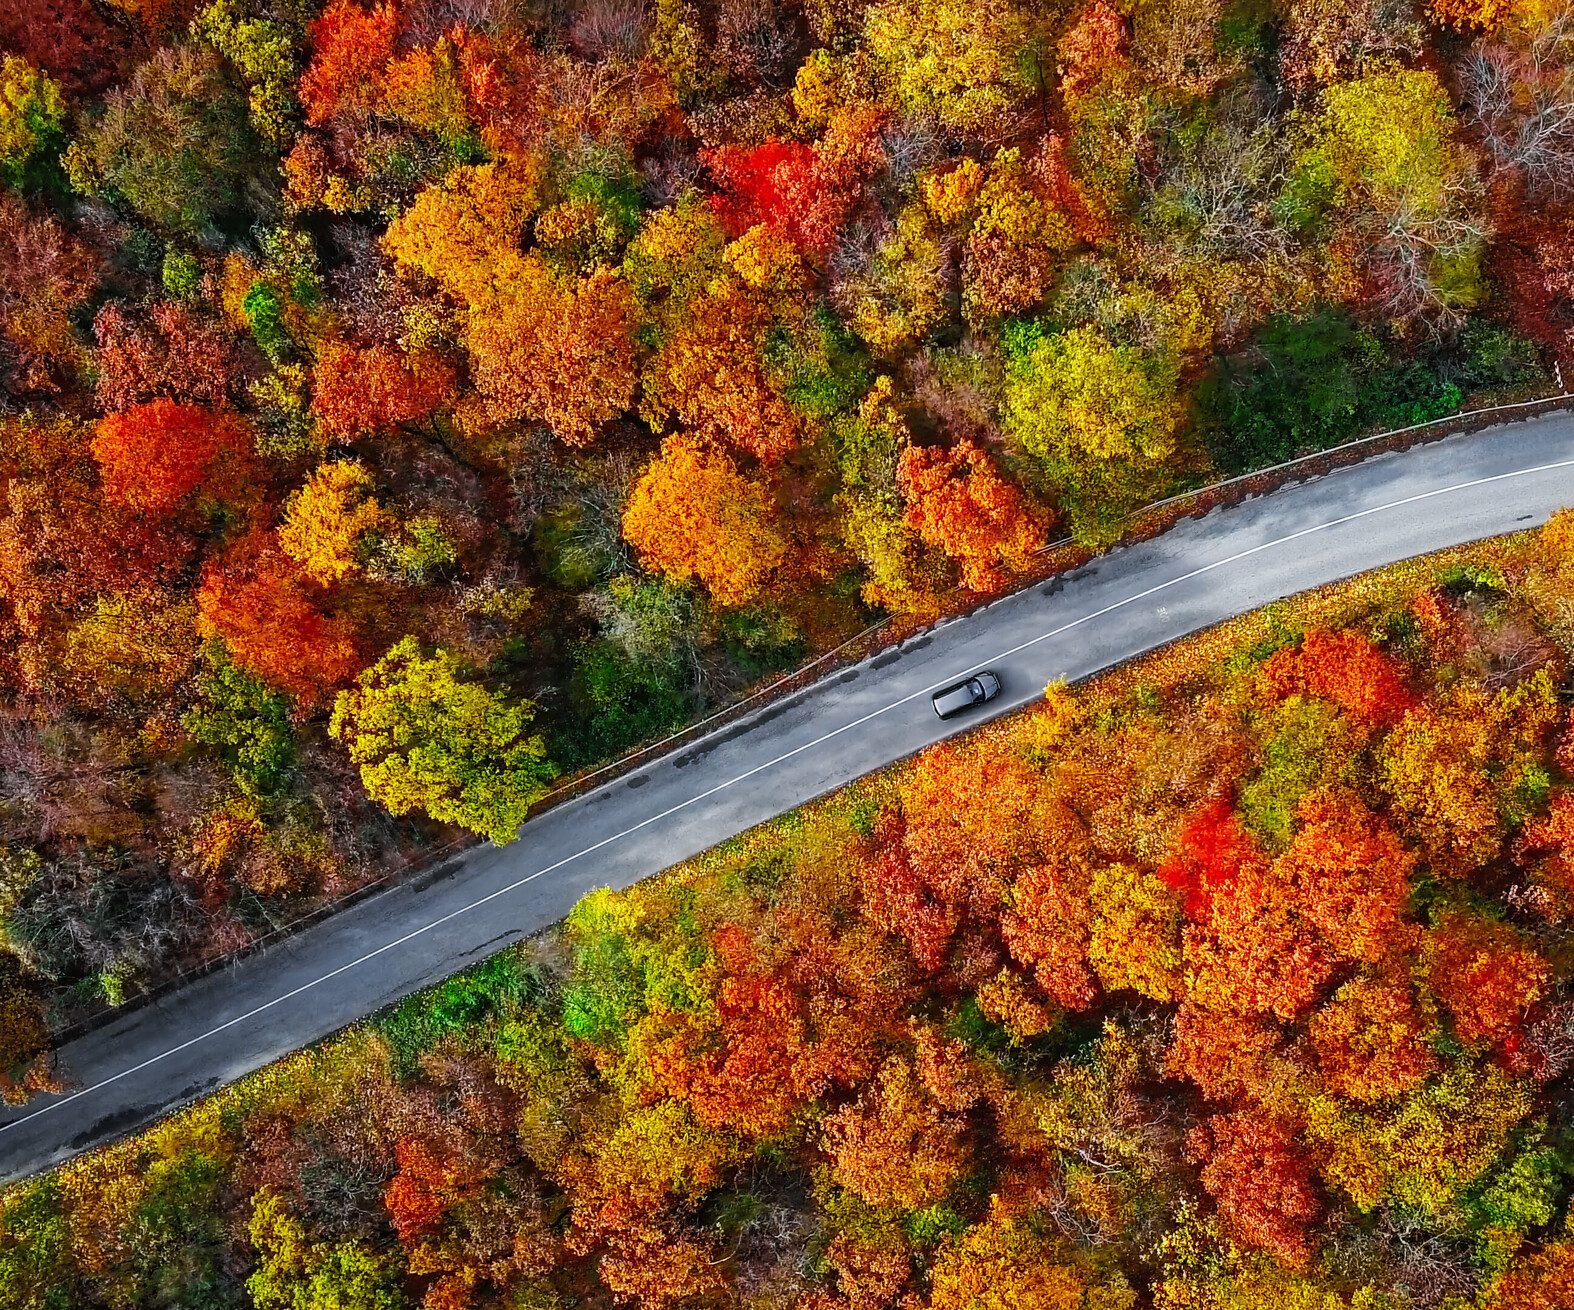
1365, 178, 1493, 333
1462, 13, 1574, 199
1143, 88, 1294, 264
567, 0, 651, 61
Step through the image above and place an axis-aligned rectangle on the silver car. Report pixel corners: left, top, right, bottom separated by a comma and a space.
931, 670, 1003, 720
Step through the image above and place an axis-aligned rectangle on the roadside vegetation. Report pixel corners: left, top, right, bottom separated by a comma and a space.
8, 516, 1574, 1309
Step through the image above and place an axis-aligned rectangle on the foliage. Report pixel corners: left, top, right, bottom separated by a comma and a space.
330, 636, 558, 844
197, 539, 364, 707
247, 1190, 406, 1310
3, 0, 1574, 1240
12, 526, 1574, 1307
310, 343, 454, 440
1002, 323, 1184, 546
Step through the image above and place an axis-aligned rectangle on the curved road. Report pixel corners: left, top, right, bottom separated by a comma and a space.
4, 415, 1574, 1183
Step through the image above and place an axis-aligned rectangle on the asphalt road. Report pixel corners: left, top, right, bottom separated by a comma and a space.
4, 415, 1574, 1184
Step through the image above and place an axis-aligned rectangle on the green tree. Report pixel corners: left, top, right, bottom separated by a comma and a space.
66, 44, 266, 238
330, 637, 558, 845
566, 639, 693, 763
0, 1179, 73, 1310
0, 57, 65, 191
182, 643, 296, 799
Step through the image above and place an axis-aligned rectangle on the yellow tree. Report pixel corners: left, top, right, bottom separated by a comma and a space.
330, 636, 558, 845
1295, 67, 1488, 323
927, 1206, 1136, 1310
380, 161, 540, 305
0, 56, 64, 188
1000, 324, 1183, 547
923, 149, 1077, 323
277, 461, 387, 586
863, 0, 1034, 135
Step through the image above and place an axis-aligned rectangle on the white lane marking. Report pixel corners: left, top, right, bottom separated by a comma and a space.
5, 456, 1573, 1143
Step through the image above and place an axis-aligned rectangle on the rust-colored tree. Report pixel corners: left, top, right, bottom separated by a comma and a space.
621, 435, 788, 607
1425, 911, 1550, 1048
1308, 975, 1439, 1102
649, 973, 819, 1139
0, 195, 98, 399
897, 439, 1048, 592
93, 302, 242, 413
310, 342, 457, 441
1184, 859, 1334, 1022
821, 1055, 969, 1210
464, 261, 640, 444
639, 284, 802, 463
197, 537, 364, 708
1189, 1111, 1323, 1266
1274, 789, 1417, 964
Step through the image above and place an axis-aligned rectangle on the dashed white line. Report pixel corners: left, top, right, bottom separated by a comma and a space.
4, 455, 1572, 1144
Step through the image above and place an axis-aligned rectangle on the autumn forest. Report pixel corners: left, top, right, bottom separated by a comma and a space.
10, 524, 1574, 1309
4, 0, 1574, 1034
5, 0, 1574, 1302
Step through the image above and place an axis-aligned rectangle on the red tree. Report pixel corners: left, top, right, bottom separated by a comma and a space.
0, 0, 136, 95
1168, 999, 1285, 1102
1261, 629, 1418, 727
196, 538, 363, 707
651, 973, 819, 1139
384, 1138, 449, 1240
299, 0, 399, 127
1000, 858, 1098, 1010
862, 745, 1045, 978
1156, 797, 1264, 920
1189, 1112, 1323, 1267
92, 400, 253, 516
705, 140, 852, 258
859, 818, 965, 974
